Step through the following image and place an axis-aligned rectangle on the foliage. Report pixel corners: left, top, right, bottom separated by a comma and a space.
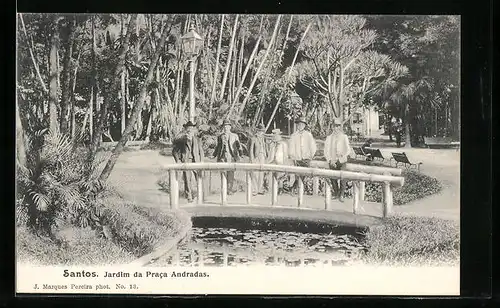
361, 215, 459, 265
16, 129, 111, 236
365, 15, 460, 143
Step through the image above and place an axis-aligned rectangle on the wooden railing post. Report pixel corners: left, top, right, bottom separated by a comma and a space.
221, 171, 228, 206
382, 171, 393, 217
271, 172, 278, 205
324, 180, 331, 210
382, 181, 393, 218
246, 172, 252, 205
169, 170, 179, 209
359, 180, 366, 201
197, 171, 204, 204
352, 181, 360, 214
297, 176, 304, 207
312, 177, 319, 195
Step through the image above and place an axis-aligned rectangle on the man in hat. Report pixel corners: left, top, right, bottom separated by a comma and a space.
172, 121, 205, 202
324, 118, 353, 202
267, 128, 289, 194
288, 116, 317, 190
248, 123, 268, 195
213, 120, 243, 194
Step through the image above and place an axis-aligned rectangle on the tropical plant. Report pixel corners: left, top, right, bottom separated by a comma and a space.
16, 128, 111, 237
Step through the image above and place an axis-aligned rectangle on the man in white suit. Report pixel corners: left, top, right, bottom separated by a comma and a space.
324, 118, 353, 202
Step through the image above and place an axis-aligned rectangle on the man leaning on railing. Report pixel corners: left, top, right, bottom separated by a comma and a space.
267, 128, 290, 195
172, 121, 204, 203
288, 116, 317, 191
213, 120, 243, 195
248, 123, 268, 195
324, 118, 353, 202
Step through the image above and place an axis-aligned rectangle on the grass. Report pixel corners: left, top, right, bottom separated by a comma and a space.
16, 195, 192, 266
16, 226, 135, 266
361, 215, 460, 266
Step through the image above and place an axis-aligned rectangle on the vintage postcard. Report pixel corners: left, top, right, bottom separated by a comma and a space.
15, 13, 460, 295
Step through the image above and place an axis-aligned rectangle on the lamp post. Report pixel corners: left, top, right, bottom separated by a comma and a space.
289, 92, 302, 134
180, 24, 203, 123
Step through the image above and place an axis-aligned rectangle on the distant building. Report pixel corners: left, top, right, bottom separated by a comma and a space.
348, 106, 381, 137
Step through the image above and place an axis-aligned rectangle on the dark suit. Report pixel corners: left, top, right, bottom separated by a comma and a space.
172, 132, 204, 199
213, 132, 242, 192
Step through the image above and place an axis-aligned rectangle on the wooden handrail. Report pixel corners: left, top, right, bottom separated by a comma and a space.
162, 162, 404, 186
162, 162, 404, 218
309, 160, 402, 176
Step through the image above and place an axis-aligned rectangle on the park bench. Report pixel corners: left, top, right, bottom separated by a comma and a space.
352, 146, 367, 159
391, 152, 423, 171
424, 137, 460, 150
363, 147, 386, 162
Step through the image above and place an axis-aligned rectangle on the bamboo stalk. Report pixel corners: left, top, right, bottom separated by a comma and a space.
19, 14, 48, 93
219, 15, 239, 102
264, 22, 312, 131
237, 15, 282, 119
208, 14, 224, 120
226, 36, 262, 119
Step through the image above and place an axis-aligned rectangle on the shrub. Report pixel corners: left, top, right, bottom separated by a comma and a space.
16, 226, 134, 266
16, 129, 111, 236
361, 215, 460, 266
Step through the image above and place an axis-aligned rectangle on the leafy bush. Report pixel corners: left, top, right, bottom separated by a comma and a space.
99, 197, 192, 257
361, 215, 460, 266
16, 226, 134, 266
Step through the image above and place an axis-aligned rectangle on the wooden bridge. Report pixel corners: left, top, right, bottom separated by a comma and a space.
161, 161, 404, 225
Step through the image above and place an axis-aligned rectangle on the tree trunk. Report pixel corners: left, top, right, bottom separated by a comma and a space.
70, 44, 82, 141
99, 22, 170, 182
237, 15, 282, 119
19, 14, 48, 94
227, 36, 262, 117
404, 103, 412, 148
16, 99, 27, 167
208, 14, 224, 120
91, 14, 138, 156
48, 17, 61, 133
264, 22, 312, 130
219, 15, 239, 102
60, 17, 77, 134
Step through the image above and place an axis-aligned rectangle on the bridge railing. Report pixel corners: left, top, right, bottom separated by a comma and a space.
161, 162, 404, 218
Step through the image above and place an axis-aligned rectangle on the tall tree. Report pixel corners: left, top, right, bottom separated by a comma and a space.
98, 17, 171, 181
90, 14, 137, 156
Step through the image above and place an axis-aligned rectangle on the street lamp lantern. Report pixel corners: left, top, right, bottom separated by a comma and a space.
180, 24, 203, 58
180, 24, 203, 122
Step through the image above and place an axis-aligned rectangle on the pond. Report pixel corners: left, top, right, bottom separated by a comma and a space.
151, 217, 368, 267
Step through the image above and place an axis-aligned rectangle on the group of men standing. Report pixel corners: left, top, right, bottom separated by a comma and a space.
172, 116, 353, 203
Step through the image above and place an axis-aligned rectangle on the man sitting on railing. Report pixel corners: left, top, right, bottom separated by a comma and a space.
248, 123, 268, 195
213, 119, 243, 195
288, 116, 317, 191
324, 118, 353, 202
267, 128, 289, 195
172, 121, 205, 202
